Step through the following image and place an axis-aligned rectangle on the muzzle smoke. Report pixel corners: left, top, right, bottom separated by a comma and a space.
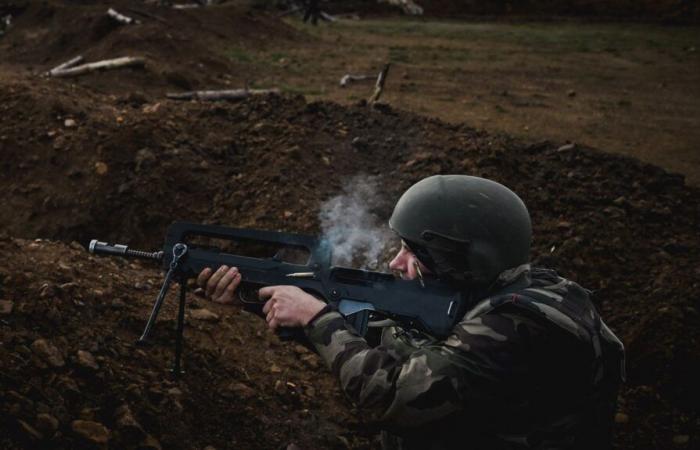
319, 175, 395, 270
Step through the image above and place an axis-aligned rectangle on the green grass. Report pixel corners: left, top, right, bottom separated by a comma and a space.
226, 47, 316, 71
323, 19, 700, 55
283, 15, 700, 61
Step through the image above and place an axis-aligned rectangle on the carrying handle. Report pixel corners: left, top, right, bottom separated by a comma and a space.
164, 221, 331, 267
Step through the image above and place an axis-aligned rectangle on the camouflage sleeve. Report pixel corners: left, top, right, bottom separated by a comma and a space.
304, 308, 545, 428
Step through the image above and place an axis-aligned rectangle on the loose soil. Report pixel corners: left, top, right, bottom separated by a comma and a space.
0, 2, 699, 449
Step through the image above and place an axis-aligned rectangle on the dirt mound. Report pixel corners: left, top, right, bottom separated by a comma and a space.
1, 70, 699, 448
0, 237, 374, 449
1, 1, 304, 94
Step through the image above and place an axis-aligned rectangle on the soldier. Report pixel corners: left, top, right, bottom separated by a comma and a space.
198, 175, 625, 449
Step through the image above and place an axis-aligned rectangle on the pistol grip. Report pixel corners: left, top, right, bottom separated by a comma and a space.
276, 327, 298, 341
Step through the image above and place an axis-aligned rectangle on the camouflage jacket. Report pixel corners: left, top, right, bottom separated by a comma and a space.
304, 265, 625, 450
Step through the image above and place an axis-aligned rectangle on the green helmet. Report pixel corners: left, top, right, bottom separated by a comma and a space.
389, 175, 532, 286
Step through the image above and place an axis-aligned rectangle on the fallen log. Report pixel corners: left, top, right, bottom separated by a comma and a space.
368, 63, 391, 105
107, 8, 139, 25
50, 57, 145, 78
166, 88, 280, 101
339, 74, 372, 87
46, 55, 84, 77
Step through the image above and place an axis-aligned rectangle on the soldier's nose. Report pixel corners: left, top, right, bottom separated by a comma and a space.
388, 254, 403, 271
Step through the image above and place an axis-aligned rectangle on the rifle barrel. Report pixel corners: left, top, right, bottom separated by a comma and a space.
89, 240, 164, 261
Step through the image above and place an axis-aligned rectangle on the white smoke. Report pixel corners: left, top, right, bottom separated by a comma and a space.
319, 175, 395, 270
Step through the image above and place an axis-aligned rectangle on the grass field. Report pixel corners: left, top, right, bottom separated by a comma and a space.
237, 18, 700, 184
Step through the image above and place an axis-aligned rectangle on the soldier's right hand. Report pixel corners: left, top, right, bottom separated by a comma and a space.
196, 265, 242, 304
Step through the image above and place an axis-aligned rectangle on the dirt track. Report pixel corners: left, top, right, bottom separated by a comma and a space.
0, 2, 699, 449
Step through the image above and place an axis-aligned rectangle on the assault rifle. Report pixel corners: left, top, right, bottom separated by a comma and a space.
88, 222, 468, 375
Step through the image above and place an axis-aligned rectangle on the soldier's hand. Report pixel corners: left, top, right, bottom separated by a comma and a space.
259, 285, 325, 330
196, 265, 241, 304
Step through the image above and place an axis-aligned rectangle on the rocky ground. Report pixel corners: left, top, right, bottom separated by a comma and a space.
0, 1, 699, 449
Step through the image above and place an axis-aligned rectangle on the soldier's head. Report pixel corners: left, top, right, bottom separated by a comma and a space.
388, 175, 532, 288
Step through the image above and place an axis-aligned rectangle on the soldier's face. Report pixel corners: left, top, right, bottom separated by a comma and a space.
388, 241, 432, 280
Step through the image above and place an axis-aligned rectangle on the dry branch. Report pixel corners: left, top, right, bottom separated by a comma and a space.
46, 55, 84, 77
107, 8, 139, 25
166, 88, 280, 101
368, 63, 391, 105
50, 57, 145, 78
339, 74, 372, 87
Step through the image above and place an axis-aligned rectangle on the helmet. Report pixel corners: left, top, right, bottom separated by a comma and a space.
389, 175, 531, 286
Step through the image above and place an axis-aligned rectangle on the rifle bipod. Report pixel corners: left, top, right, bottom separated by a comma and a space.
137, 243, 189, 377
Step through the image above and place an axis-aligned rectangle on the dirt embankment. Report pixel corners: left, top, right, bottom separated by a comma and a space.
0, 2, 699, 449
1, 0, 303, 94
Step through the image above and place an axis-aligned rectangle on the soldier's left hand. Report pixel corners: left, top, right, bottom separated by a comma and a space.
259, 286, 325, 330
